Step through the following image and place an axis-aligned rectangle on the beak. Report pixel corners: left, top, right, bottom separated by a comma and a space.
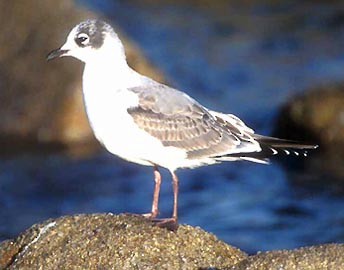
46, 48, 69, 61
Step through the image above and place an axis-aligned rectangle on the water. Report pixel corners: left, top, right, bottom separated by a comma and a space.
1, 1, 344, 254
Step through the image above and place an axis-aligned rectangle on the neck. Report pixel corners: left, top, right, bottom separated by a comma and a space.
82, 37, 149, 91
83, 54, 144, 91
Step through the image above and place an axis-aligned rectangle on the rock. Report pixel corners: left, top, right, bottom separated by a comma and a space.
0, 0, 165, 155
1, 214, 342, 269
274, 84, 344, 151
274, 84, 344, 190
0, 214, 246, 269
230, 244, 344, 270
0, 240, 20, 268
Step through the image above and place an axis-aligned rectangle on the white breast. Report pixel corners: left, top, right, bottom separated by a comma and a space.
81, 65, 188, 170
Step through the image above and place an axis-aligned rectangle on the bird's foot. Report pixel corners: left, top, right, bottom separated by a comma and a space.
123, 213, 178, 231
151, 218, 178, 231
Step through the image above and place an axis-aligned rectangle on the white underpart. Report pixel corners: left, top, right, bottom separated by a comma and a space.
83, 70, 189, 171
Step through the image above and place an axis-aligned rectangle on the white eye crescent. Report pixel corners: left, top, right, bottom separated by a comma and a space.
76, 33, 90, 46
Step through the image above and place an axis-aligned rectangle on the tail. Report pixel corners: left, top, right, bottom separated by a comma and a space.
226, 135, 318, 164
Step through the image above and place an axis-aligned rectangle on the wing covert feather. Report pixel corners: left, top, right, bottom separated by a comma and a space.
127, 84, 256, 159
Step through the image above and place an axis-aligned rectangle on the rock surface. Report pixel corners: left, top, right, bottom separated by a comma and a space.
1, 214, 343, 270
0, 0, 165, 155
0, 214, 246, 270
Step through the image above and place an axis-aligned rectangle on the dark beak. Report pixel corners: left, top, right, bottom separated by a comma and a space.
46, 48, 69, 61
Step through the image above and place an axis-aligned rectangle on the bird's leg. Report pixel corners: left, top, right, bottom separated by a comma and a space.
151, 166, 162, 218
171, 171, 179, 222
143, 165, 161, 219
152, 171, 179, 231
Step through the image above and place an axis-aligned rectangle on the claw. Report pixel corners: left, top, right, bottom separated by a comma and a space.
151, 218, 179, 231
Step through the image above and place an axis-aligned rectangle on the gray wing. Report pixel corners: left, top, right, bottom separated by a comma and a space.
127, 84, 256, 159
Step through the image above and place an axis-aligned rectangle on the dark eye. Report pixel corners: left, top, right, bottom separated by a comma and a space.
75, 33, 89, 46
78, 36, 87, 42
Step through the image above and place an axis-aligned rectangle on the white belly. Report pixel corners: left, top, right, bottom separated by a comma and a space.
81, 65, 217, 171
83, 86, 188, 170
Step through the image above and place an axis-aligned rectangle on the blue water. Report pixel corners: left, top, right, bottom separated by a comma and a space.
1, 1, 344, 254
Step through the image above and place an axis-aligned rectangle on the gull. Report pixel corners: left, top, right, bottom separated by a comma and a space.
47, 19, 317, 228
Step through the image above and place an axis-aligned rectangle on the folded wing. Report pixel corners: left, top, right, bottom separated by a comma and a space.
127, 84, 261, 160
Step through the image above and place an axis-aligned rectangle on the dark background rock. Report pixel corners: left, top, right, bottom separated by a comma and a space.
274, 85, 344, 191
0, 0, 165, 155
274, 84, 344, 153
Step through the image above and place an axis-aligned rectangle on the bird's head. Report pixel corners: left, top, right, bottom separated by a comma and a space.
47, 19, 125, 63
